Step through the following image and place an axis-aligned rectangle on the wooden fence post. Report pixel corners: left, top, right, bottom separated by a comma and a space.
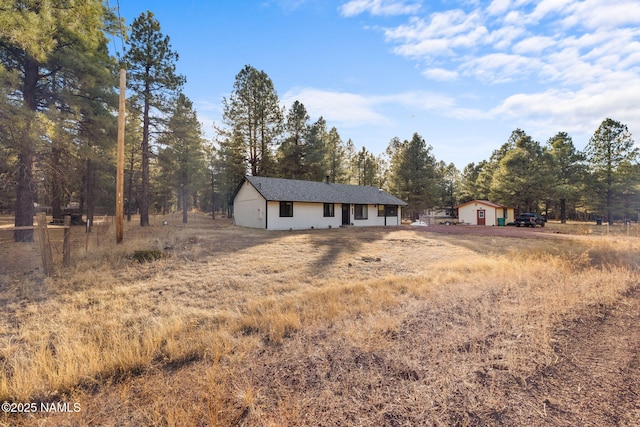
63, 215, 71, 267
36, 213, 54, 276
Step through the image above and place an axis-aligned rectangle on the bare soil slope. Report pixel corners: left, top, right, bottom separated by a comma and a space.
502, 287, 640, 426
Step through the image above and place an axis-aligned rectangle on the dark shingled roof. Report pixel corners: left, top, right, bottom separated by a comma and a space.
239, 176, 407, 206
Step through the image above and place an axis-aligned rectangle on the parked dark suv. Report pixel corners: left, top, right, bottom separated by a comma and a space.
514, 213, 546, 228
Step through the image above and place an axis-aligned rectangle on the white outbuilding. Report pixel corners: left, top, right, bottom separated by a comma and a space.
456, 200, 514, 226
231, 175, 407, 230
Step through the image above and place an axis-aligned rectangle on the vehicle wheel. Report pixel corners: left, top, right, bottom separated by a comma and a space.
516, 223, 521, 227
540, 222, 545, 227
530, 224, 536, 228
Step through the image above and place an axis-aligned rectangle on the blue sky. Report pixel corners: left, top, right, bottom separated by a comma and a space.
115, 0, 640, 169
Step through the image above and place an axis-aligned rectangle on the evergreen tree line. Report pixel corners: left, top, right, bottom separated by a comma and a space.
1, 4, 637, 244
458, 122, 638, 224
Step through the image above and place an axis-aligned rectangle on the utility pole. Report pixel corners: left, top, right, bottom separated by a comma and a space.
116, 69, 126, 243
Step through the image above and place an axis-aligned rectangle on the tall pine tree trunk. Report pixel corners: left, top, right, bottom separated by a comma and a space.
50, 146, 64, 222
14, 57, 39, 242
14, 151, 35, 242
85, 158, 95, 231
182, 185, 188, 224
140, 83, 151, 227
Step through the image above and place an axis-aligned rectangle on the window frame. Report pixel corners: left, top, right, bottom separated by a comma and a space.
279, 201, 293, 217
378, 204, 398, 217
323, 203, 335, 217
354, 204, 368, 220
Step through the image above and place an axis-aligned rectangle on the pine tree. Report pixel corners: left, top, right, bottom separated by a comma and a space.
352, 146, 379, 186
221, 65, 283, 177
546, 132, 587, 222
123, 11, 185, 226
157, 94, 206, 223
0, 0, 117, 241
278, 100, 310, 179
304, 117, 329, 182
325, 127, 348, 183
386, 133, 437, 219
586, 118, 638, 224
214, 130, 247, 217
435, 161, 460, 213
489, 129, 552, 212
124, 99, 143, 221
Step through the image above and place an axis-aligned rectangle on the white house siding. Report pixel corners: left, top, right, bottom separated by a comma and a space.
343, 204, 401, 227
457, 201, 513, 226
233, 181, 266, 229
458, 203, 497, 226
359, 205, 401, 227
457, 205, 477, 225
267, 201, 341, 230
486, 207, 498, 226
264, 202, 402, 230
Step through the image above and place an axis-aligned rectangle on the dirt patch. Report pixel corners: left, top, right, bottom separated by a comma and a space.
415, 224, 570, 238
500, 287, 640, 426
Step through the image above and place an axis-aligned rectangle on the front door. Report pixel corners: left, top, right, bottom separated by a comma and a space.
342, 203, 350, 225
477, 209, 486, 225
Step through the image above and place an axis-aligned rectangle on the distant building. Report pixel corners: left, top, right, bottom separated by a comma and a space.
456, 200, 514, 226
231, 176, 407, 230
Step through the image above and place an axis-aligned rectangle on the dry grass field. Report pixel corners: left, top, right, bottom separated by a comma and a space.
0, 213, 639, 426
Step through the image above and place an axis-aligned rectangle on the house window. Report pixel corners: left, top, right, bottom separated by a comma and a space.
378, 205, 397, 217
279, 201, 293, 217
354, 204, 368, 220
323, 203, 335, 217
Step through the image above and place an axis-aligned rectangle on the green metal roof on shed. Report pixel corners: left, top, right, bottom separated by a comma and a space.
234, 176, 407, 206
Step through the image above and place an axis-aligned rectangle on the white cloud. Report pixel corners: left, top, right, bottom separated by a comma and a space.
461, 53, 542, 83
384, 10, 482, 42
339, 0, 422, 17
512, 35, 556, 54
282, 87, 393, 128
422, 67, 458, 81
383, 11, 487, 58
281, 87, 466, 128
486, 0, 512, 16
530, 0, 573, 22
563, 0, 640, 30
492, 81, 640, 140
486, 25, 527, 50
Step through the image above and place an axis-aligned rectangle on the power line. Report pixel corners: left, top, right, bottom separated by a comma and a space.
106, 0, 126, 57
115, 0, 126, 55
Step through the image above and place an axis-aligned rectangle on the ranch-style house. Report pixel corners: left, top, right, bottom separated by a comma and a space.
231, 175, 407, 230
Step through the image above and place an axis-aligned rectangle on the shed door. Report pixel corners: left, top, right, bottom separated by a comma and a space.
477, 209, 486, 225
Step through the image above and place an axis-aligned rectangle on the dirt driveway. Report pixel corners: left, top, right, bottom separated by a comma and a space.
414, 224, 573, 239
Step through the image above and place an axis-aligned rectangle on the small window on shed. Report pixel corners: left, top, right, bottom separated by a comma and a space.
324, 203, 335, 217
279, 201, 293, 217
